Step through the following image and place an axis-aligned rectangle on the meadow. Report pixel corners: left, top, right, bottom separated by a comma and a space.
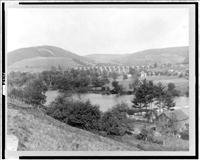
106, 75, 189, 96
146, 76, 188, 96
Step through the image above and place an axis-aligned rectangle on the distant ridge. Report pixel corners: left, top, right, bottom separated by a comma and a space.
86, 46, 189, 65
8, 45, 189, 72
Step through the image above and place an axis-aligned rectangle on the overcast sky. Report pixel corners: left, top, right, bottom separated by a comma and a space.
7, 6, 189, 55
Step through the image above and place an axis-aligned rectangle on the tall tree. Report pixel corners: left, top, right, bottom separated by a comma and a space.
132, 80, 176, 120
154, 83, 175, 112
112, 81, 123, 94
132, 79, 155, 111
167, 82, 180, 97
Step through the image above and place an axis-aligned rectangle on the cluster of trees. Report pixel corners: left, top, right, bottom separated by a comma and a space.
47, 95, 130, 136
8, 68, 110, 93
7, 69, 111, 105
132, 80, 179, 119
8, 78, 47, 105
8, 67, 141, 101
39, 69, 110, 92
8, 72, 48, 105
100, 103, 130, 136
7, 71, 36, 87
46, 94, 101, 131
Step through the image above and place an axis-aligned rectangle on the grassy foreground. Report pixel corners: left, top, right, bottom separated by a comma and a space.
7, 99, 139, 151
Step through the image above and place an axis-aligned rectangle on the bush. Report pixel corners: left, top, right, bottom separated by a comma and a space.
23, 79, 47, 105
47, 97, 101, 131
112, 81, 123, 94
100, 103, 130, 136
136, 128, 149, 141
8, 78, 47, 106
8, 88, 24, 99
47, 98, 131, 135
180, 129, 189, 140
185, 87, 189, 97
167, 83, 180, 97
67, 100, 101, 131
136, 127, 163, 144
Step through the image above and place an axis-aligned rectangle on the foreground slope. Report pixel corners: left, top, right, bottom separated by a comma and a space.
7, 99, 139, 151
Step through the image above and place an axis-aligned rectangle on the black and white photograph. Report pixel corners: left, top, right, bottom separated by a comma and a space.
2, 1, 198, 158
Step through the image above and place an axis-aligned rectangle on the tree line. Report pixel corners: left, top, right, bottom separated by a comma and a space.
7, 69, 110, 105
131, 79, 180, 121
7, 68, 141, 105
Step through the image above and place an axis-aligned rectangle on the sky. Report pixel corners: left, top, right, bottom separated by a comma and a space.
7, 6, 189, 55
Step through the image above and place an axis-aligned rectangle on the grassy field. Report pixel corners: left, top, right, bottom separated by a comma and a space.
110, 76, 188, 96
116, 119, 189, 151
119, 131, 189, 151
146, 76, 189, 95
7, 99, 139, 151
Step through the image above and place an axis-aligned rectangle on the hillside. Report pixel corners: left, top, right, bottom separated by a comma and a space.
7, 45, 189, 72
7, 99, 139, 151
85, 54, 126, 65
86, 46, 189, 65
7, 45, 94, 72
8, 57, 82, 72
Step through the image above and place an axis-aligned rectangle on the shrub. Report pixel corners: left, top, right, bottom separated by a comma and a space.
136, 127, 163, 144
112, 81, 123, 94
47, 97, 101, 131
100, 103, 130, 136
67, 100, 101, 131
167, 83, 180, 97
23, 79, 47, 105
8, 88, 24, 99
136, 128, 149, 141
47, 97, 131, 135
8, 75, 47, 106
185, 87, 189, 97
180, 129, 189, 140
46, 94, 70, 120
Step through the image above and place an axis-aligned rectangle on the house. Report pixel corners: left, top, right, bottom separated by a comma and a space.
156, 109, 189, 133
126, 109, 157, 122
140, 71, 147, 79
127, 74, 132, 78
